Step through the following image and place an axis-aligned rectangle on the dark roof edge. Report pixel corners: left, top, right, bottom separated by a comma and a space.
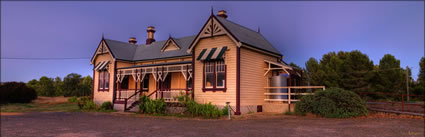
241, 42, 282, 57
116, 55, 192, 62
117, 61, 192, 69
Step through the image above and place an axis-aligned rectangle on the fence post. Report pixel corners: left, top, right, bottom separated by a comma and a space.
124, 98, 128, 112
288, 88, 291, 112
288, 88, 291, 105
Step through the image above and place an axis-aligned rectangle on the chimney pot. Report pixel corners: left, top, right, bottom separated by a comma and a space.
146, 26, 156, 44
217, 10, 227, 19
129, 37, 137, 44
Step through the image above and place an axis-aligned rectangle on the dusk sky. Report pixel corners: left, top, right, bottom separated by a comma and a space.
1, 1, 424, 82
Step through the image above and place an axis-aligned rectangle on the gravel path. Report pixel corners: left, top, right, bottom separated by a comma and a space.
1, 112, 423, 137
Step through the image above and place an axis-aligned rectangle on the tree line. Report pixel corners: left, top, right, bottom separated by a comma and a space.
290, 50, 424, 99
26, 73, 92, 97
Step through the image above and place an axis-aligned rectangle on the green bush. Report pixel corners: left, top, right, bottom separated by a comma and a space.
0, 82, 37, 104
294, 88, 368, 118
77, 96, 97, 110
83, 101, 97, 110
68, 96, 78, 103
100, 101, 113, 111
183, 99, 226, 118
222, 105, 229, 116
294, 95, 315, 116
138, 95, 166, 114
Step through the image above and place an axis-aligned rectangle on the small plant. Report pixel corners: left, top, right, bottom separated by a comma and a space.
138, 95, 166, 114
284, 110, 295, 115
184, 99, 227, 119
100, 101, 113, 111
76, 96, 97, 110
68, 96, 78, 103
222, 105, 229, 116
82, 101, 97, 110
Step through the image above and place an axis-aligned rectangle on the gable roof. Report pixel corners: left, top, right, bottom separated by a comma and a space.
214, 16, 282, 56
95, 14, 282, 62
102, 35, 196, 62
160, 37, 181, 52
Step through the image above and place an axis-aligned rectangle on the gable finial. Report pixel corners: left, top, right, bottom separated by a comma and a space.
102, 32, 104, 39
169, 33, 171, 38
211, 6, 214, 16
257, 27, 261, 33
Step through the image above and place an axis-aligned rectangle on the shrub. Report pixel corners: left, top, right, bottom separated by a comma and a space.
68, 96, 78, 103
77, 96, 97, 110
184, 99, 226, 118
294, 88, 368, 118
284, 111, 295, 115
100, 101, 113, 111
138, 95, 166, 114
83, 101, 97, 110
222, 105, 229, 116
294, 95, 315, 116
0, 82, 37, 104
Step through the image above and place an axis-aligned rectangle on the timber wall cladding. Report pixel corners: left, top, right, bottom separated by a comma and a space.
194, 35, 237, 106
170, 72, 187, 89
93, 54, 114, 104
240, 47, 278, 106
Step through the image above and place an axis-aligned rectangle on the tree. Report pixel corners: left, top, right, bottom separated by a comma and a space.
63, 73, 82, 97
78, 75, 93, 96
305, 57, 324, 86
54, 77, 64, 96
371, 54, 404, 95
26, 79, 39, 91
411, 57, 425, 99
289, 62, 308, 86
339, 50, 374, 93
37, 76, 55, 96
418, 57, 425, 86
304, 51, 374, 94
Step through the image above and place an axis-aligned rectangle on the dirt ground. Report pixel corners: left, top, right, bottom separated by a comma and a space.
1, 112, 423, 137
32, 96, 69, 104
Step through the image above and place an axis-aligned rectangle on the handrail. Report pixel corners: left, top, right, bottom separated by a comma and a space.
124, 90, 141, 111
264, 86, 325, 104
147, 90, 158, 97
264, 86, 325, 90
228, 105, 236, 113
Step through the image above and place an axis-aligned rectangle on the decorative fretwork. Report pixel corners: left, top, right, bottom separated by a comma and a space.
200, 18, 226, 38
117, 64, 193, 83
96, 42, 109, 54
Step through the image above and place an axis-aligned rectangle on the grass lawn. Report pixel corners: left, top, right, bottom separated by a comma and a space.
1, 103, 80, 112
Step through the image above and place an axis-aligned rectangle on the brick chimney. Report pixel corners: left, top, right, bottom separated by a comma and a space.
146, 26, 156, 44
217, 10, 227, 19
128, 37, 137, 45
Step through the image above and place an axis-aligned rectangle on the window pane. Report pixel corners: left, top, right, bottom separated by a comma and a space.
105, 72, 109, 89
216, 60, 225, 88
99, 72, 104, 89
205, 61, 214, 88
217, 72, 225, 87
206, 73, 214, 88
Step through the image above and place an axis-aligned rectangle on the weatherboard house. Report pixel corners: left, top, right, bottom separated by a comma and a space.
90, 10, 302, 114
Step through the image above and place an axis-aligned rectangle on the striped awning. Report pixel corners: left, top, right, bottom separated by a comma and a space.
197, 46, 227, 61
94, 61, 110, 71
